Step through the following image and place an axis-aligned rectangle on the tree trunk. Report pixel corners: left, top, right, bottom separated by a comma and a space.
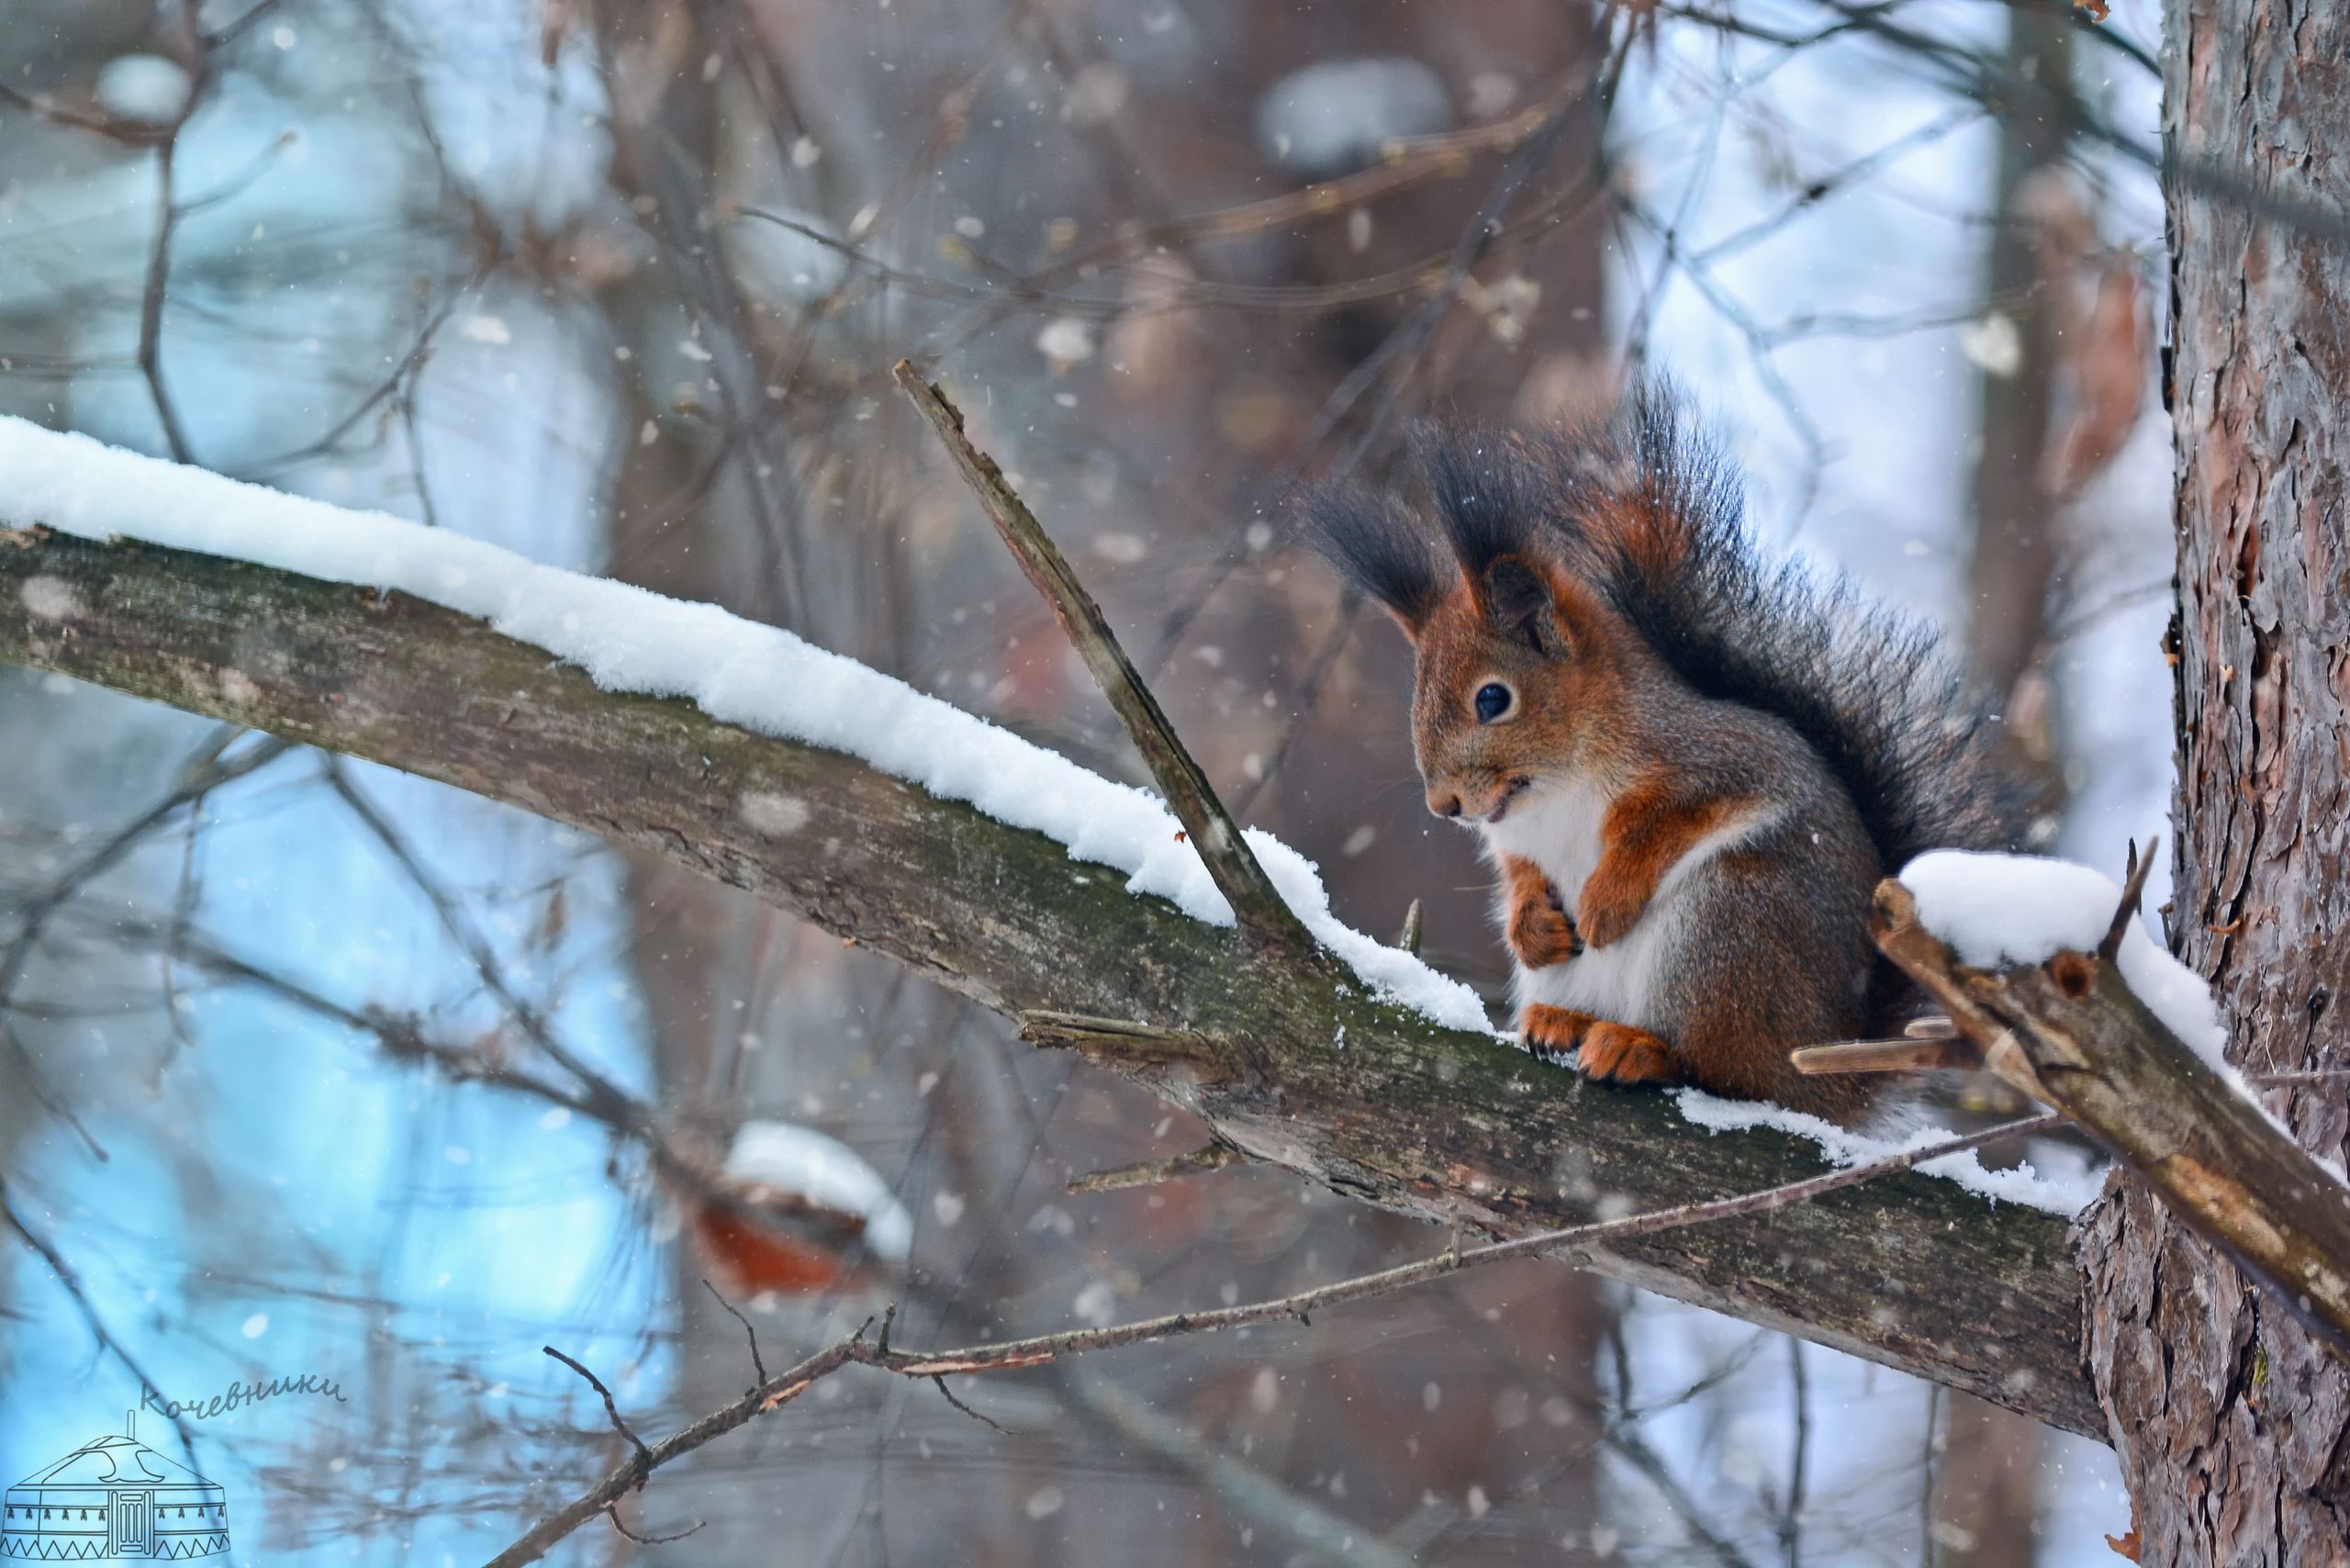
2079, 0, 2350, 1557
1941, 15, 2076, 1555
1964, 3, 2073, 709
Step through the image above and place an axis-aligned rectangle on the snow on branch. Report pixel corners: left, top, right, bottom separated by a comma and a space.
1900, 848, 2225, 1060
0, 417, 2106, 1435
1871, 851, 2350, 1358
0, 414, 1479, 1031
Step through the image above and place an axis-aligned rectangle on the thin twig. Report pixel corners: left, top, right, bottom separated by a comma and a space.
543, 1345, 700, 1549
1045, 60, 1604, 279
2100, 834, 2159, 960
1229, 592, 1367, 820
1, 1177, 204, 1465
892, 359, 1313, 951
138, 138, 195, 464
1920, 1383, 1945, 1568
1782, 1338, 1810, 1568
0, 84, 166, 144
602, 1507, 703, 1548
1791, 1036, 1973, 1075
701, 1280, 768, 1384
0, 733, 292, 1159
543, 1346, 653, 1488
930, 1374, 1017, 1436
0, 735, 292, 1008
204, 0, 290, 47
323, 761, 655, 1126
486, 1110, 2056, 1568
0, 1016, 106, 1163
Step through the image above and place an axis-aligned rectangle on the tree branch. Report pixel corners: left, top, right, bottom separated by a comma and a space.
893, 360, 1313, 951
1873, 879, 2350, 1358
0, 525, 2102, 1436
493, 1110, 2059, 1567
1067, 1139, 1242, 1195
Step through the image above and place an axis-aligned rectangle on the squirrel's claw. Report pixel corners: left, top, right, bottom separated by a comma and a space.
1574, 1022, 1681, 1086
1521, 1007, 1681, 1088
1520, 1003, 1595, 1064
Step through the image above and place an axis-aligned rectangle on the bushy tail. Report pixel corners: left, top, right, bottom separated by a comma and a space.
1543, 384, 2039, 868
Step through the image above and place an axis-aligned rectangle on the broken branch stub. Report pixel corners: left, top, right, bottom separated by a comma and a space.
893, 360, 1313, 953
1871, 878, 2350, 1359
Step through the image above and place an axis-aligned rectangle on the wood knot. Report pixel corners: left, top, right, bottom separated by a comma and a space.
2045, 948, 2097, 1000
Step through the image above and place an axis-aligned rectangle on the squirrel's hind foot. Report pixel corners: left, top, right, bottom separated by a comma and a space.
1521, 1004, 1681, 1087
1576, 1022, 1681, 1086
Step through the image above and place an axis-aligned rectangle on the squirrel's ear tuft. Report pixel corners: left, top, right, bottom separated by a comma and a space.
1292, 481, 1447, 633
1482, 555, 1568, 657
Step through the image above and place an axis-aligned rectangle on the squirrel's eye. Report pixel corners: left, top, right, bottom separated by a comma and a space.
1473, 682, 1515, 723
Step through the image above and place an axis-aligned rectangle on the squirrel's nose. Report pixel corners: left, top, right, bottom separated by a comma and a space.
1426, 789, 1463, 820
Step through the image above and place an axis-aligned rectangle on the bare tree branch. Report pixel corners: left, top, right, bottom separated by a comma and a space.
0, 526, 2104, 1435
489, 1110, 2057, 1568
894, 360, 1312, 951
0, 1177, 205, 1465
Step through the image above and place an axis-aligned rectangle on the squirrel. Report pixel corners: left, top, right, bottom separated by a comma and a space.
1300, 386, 2035, 1117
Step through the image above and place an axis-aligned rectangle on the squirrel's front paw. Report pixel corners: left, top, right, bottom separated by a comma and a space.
1507, 879, 1583, 969
1572, 883, 1646, 950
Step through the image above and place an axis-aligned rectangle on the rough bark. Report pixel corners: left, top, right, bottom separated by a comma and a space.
0, 527, 2104, 1434
2086, 0, 2350, 1555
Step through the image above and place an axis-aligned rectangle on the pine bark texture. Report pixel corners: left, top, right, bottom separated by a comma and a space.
2082, 0, 2350, 1556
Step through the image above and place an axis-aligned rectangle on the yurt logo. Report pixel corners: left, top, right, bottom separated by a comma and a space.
2, 1417, 229, 1561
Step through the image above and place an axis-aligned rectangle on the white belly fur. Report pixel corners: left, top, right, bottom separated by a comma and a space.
1480, 781, 1778, 1033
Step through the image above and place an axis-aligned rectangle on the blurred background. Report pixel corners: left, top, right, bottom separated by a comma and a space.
0, 0, 2170, 1562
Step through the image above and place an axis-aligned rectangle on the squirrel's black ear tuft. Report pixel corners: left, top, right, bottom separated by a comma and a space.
1416, 425, 1549, 579
1291, 480, 1447, 630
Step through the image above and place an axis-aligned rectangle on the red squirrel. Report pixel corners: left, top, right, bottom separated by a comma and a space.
1302, 389, 2033, 1116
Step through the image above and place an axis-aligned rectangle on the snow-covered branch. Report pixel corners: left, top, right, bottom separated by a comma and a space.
1875, 856, 2350, 1357
0, 419, 2101, 1435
